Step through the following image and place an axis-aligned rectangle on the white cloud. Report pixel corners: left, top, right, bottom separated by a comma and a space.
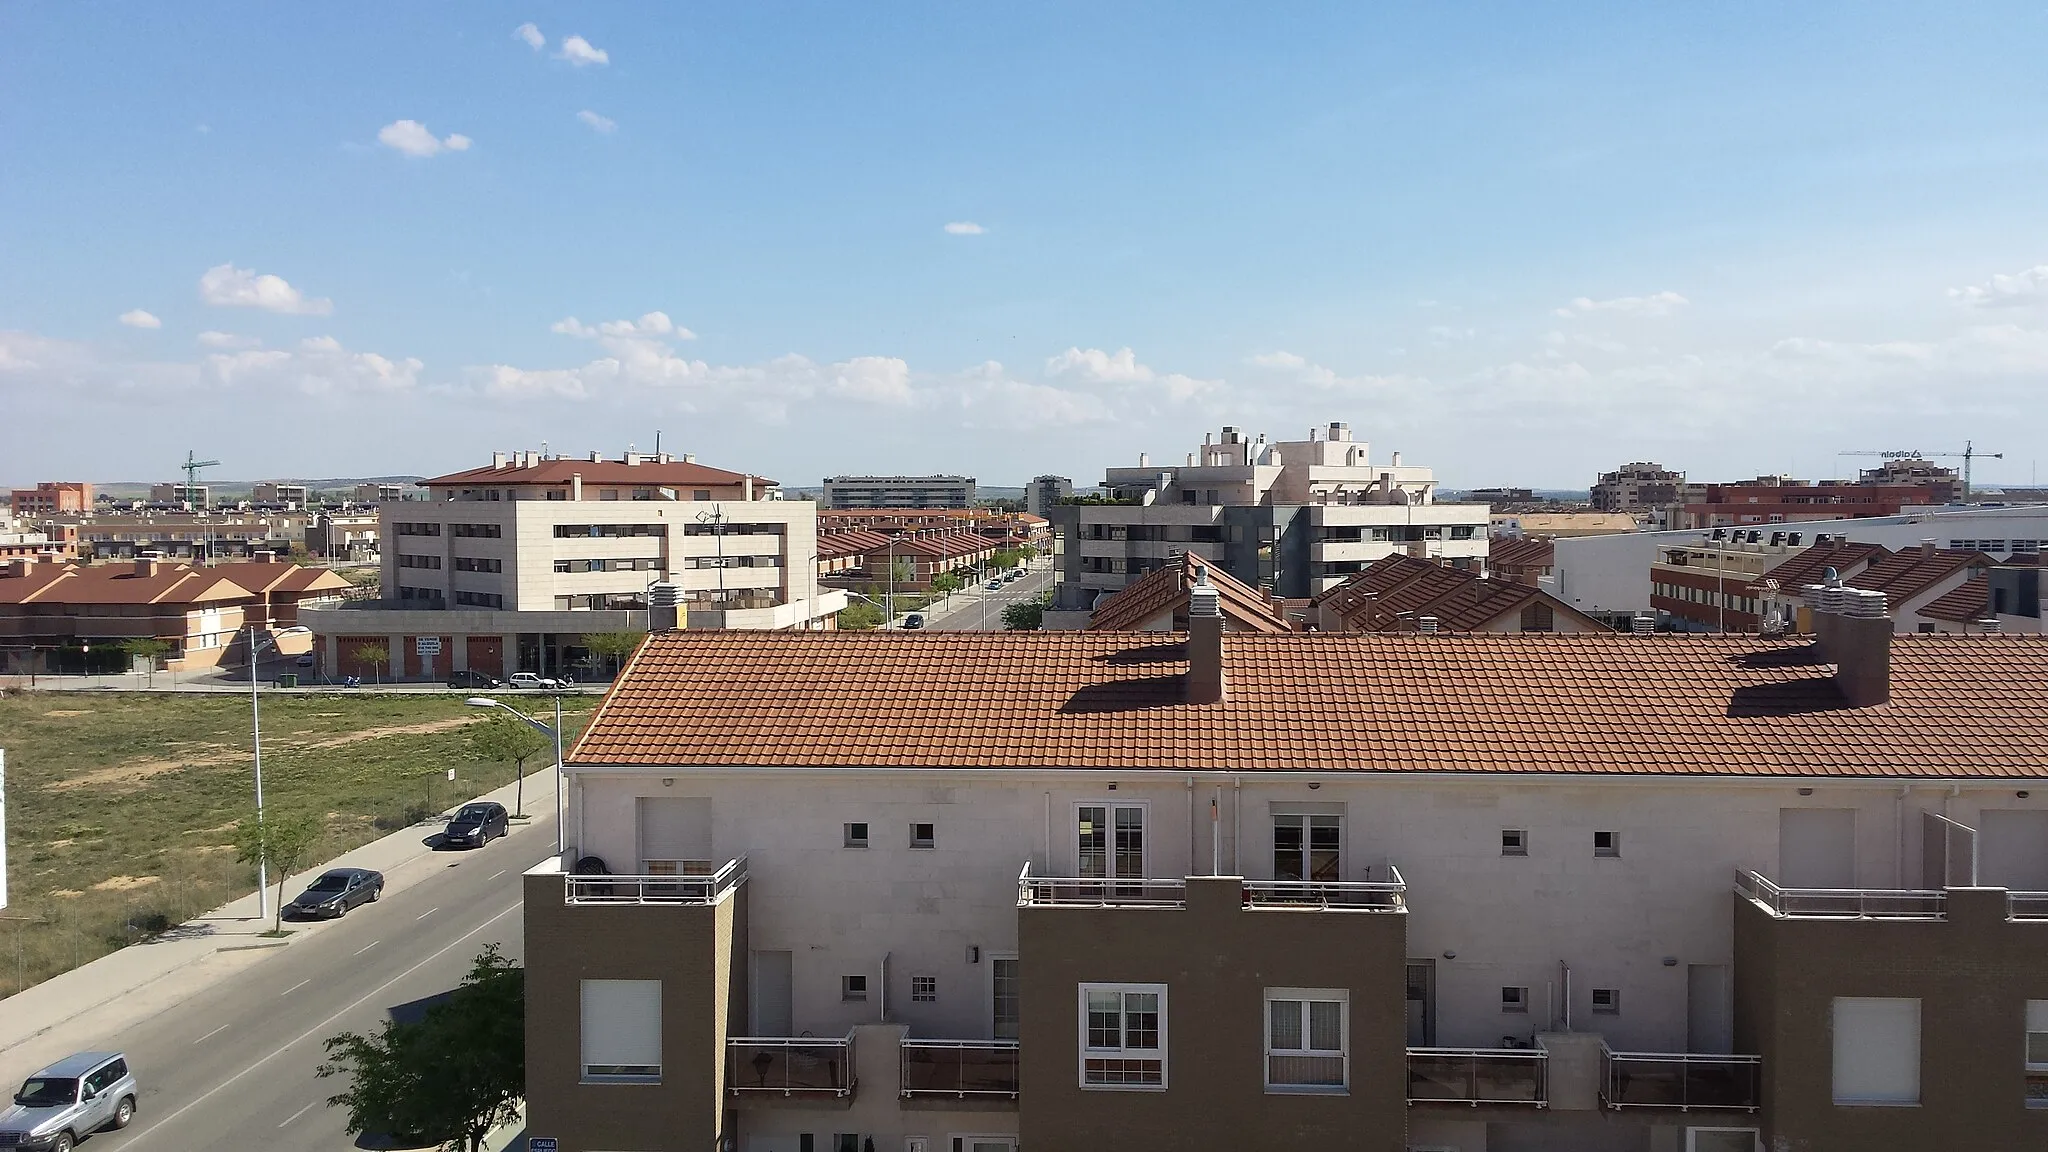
1554, 291, 1689, 318
513, 22, 544, 50
1246, 350, 1412, 395
197, 263, 333, 315
202, 335, 423, 395
943, 222, 986, 235
577, 110, 618, 134
1045, 346, 1219, 404
376, 119, 472, 158
118, 310, 161, 329
197, 331, 260, 349
551, 312, 694, 340
557, 34, 609, 66
1949, 264, 2048, 308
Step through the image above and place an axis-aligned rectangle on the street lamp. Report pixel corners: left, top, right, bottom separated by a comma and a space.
465, 696, 565, 855
242, 624, 284, 921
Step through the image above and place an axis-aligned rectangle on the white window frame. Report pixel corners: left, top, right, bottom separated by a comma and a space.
1831, 996, 1920, 1105
579, 979, 662, 1083
911, 975, 938, 1003
1502, 986, 1529, 1013
842, 974, 869, 1002
843, 821, 869, 849
2026, 1000, 2048, 1108
1074, 801, 1148, 880
1684, 1129, 1759, 1152
1501, 828, 1529, 857
989, 951, 1020, 1041
910, 821, 936, 849
1592, 987, 1620, 1015
1272, 812, 1343, 882
1594, 829, 1621, 858
1078, 982, 1168, 1090
1264, 987, 1348, 1093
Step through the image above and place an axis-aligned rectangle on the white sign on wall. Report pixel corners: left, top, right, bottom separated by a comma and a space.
415, 636, 443, 656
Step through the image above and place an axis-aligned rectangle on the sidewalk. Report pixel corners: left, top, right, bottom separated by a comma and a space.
0, 760, 560, 1059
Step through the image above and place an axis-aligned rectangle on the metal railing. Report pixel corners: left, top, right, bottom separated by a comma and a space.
1406, 1047, 1548, 1106
900, 1040, 1021, 1100
1734, 869, 1945, 920
1017, 863, 1186, 908
565, 857, 747, 905
1602, 1048, 1761, 1111
2010, 892, 2048, 919
1244, 865, 1407, 912
727, 1034, 856, 1097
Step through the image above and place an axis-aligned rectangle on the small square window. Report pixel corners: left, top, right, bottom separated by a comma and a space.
843, 822, 869, 849
1502, 986, 1528, 1013
1594, 830, 1620, 857
911, 822, 936, 849
1593, 988, 1620, 1014
1501, 829, 1528, 857
842, 975, 868, 1001
911, 975, 937, 1002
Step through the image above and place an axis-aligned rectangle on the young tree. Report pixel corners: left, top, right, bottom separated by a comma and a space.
320, 944, 524, 1152
1018, 544, 1039, 561
232, 811, 323, 933
930, 572, 964, 604
1003, 593, 1051, 631
287, 541, 312, 563
581, 630, 646, 679
354, 643, 389, 683
838, 600, 884, 631
467, 712, 550, 817
120, 636, 174, 686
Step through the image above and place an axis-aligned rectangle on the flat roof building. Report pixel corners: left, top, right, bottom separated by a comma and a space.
9, 482, 92, 518
823, 474, 977, 510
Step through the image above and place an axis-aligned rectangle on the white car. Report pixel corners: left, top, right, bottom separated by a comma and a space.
985, 580, 1004, 591
507, 672, 565, 690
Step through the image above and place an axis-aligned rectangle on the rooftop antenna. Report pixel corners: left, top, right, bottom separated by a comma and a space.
655, 429, 662, 457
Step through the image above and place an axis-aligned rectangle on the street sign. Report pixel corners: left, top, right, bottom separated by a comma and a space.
528, 1139, 557, 1152
415, 636, 443, 656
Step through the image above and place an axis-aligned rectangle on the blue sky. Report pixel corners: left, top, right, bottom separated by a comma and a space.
4, 3, 2047, 489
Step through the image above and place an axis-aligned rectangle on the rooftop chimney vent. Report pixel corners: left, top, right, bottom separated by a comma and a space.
1185, 569, 1226, 704
1417, 615, 1439, 635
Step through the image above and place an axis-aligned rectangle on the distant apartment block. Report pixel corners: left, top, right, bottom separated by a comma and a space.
148, 482, 210, 507
9, 481, 92, 518
302, 451, 845, 682
1591, 462, 1685, 512
1671, 476, 1957, 530
355, 482, 407, 503
64, 511, 313, 562
309, 511, 379, 561
1025, 475, 1073, 517
1048, 422, 1488, 614
252, 482, 310, 505
823, 474, 977, 510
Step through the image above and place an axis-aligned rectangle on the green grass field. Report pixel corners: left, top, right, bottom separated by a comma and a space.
0, 689, 600, 998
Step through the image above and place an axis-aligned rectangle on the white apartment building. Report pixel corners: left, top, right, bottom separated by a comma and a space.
301, 451, 844, 681
823, 475, 977, 510
1049, 423, 1488, 615
523, 605, 2048, 1152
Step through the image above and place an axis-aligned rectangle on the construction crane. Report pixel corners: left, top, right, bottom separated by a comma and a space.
1837, 441, 2002, 500
180, 450, 221, 509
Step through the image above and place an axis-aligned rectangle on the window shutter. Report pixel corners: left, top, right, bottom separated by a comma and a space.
582, 980, 662, 1077
1832, 997, 1919, 1104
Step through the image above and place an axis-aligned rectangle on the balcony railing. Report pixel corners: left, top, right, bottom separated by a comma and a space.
2010, 892, 2048, 919
1244, 865, 1406, 912
900, 1040, 1021, 1100
565, 857, 747, 905
727, 1034, 856, 1098
1016, 864, 1186, 908
1602, 1048, 1761, 1111
1734, 869, 1945, 920
1406, 1047, 1548, 1106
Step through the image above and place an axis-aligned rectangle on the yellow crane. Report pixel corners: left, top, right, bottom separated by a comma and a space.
1837, 441, 2002, 500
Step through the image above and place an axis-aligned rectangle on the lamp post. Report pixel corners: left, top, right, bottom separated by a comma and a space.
465, 695, 565, 855
245, 625, 275, 920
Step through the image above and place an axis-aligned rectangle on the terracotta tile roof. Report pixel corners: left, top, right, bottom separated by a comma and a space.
1849, 547, 1992, 608
570, 630, 2048, 778
818, 530, 895, 558
1488, 538, 1555, 571
1763, 541, 1891, 589
1087, 554, 1292, 633
422, 458, 769, 489
1920, 577, 1991, 624
0, 562, 254, 607
207, 561, 352, 595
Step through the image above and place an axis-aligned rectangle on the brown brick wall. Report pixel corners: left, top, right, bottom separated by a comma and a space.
1018, 876, 1408, 1152
523, 869, 746, 1152
1735, 887, 2048, 1149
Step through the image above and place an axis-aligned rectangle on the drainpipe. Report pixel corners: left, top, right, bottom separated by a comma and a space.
1043, 792, 1051, 872
1186, 777, 1195, 876
1212, 786, 1223, 877
1895, 785, 1910, 889
1232, 775, 1242, 874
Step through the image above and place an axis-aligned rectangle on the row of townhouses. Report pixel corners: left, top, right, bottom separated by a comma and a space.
522, 576, 2048, 1152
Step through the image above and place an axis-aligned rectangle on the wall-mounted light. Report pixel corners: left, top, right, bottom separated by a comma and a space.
1307, 781, 1321, 790
2022, 791, 2033, 799
1797, 787, 1814, 796
1662, 956, 1678, 967
662, 778, 675, 788
1442, 950, 1456, 960
1107, 781, 1117, 791
967, 946, 981, 964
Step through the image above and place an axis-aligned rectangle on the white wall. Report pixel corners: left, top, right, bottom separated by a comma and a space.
568, 768, 2048, 1054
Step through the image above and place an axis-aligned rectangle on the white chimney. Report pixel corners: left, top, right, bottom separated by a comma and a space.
1391, 451, 1403, 467
1139, 453, 1151, 468
1418, 615, 1439, 634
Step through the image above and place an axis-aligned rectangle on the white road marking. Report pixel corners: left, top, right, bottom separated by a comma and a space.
354, 940, 379, 956
488, 869, 506, 881
192, 1023, 231, 1045
417, 907, 438, 921
121, 902, 521, 1147
278, 1102, 315, 1128
281, 979, 309, 997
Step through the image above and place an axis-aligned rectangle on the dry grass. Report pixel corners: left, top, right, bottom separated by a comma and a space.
0, 690, 597, 998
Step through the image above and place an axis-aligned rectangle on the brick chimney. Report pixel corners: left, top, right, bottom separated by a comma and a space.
1809, 578, 1892, 707
1186, 570, 1227, 704
133, 557, 160, 577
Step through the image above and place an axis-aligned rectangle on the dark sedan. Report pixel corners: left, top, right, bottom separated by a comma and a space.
287, 868, 384, 919
442, 801, 509, 849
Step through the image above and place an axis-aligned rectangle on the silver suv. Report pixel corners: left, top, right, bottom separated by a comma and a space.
0, 1052, 137, 1151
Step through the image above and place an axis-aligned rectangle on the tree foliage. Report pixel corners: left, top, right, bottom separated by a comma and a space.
930, 572, 964, 600
581, 630, 646, 678
120, 637, 174, 685
319, 944, 525, 1152
838, 600, 884, 631
467, 712, 550, 816
232, 810, 323, 933
1002, 593, 1051, 631
353, 644, 390, 681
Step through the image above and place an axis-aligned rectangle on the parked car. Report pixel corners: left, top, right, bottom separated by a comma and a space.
443, 802, 509, 849
0, 1051, 139, 1151
1011, 567, 1028, 579
294, 653, 315, 668
507, 672, 565, 690
902, 613, 926, 630
447, 669, 501, 689
287, 868, 384, 918
985, 579, 1004, 591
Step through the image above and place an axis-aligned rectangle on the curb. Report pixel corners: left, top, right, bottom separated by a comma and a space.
214, 937, 295, 953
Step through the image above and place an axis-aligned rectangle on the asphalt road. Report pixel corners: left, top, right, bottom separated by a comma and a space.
922, 566, 1055, 631
61, 823, 551, 1152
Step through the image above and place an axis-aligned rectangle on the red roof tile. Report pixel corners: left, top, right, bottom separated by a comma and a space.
1088, 555, 1291, 633
1763, 541, 1891, 589
1920, 577, 1991, 624
570, 630, 2048, 778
